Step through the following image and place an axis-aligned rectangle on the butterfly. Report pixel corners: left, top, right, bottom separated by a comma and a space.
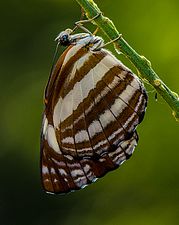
40, 29, 147, 194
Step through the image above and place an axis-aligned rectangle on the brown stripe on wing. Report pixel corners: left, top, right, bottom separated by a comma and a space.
44, 45, 74, 101
90, 77, 127, 148
43, 47, 74, 125
90, 82, 133, 151
84, 87, 116, 167
102, 71, 140, 113
41, 139, 76, 194
61, 51, 107, 98
126, 86, 147, 123
105, 88, 140, 134
100, 72, 147, 131
108, 131, 138, 166
72, 85, 94, 158
41, 132, 92, 193
94, 49, 144, 93
91, 76, 138, 136
59, 112, 77, 157
41, 148, 56, 193
97, 50, 148, 120
58, 115, 91, 191
44, 45, 87, 125
52, 46, 89, 107
57, 86, 77, 157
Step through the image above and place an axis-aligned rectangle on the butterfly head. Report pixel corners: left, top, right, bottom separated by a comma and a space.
55, 29, 73, 46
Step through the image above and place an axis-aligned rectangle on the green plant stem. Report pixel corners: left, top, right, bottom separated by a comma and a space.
75, 0, 179, 121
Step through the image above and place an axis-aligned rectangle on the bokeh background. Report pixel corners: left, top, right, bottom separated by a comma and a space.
1, 0, 179, 224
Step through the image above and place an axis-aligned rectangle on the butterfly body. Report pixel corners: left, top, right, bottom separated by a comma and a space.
41, 31, 147, 194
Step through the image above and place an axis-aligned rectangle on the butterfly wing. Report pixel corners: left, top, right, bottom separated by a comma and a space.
41, 43, 147, 194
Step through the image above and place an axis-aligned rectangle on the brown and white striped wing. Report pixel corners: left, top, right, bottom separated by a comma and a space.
41, 43, 147, 194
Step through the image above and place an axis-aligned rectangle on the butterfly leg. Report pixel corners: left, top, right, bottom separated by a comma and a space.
73, 13, 102, 34
100, 34, 123, 48
75, 12, 102, 26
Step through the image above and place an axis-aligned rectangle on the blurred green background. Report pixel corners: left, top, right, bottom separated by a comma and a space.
1, 0, 179, 224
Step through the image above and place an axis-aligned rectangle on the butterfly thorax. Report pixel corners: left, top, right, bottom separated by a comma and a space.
55, 29, 104, 51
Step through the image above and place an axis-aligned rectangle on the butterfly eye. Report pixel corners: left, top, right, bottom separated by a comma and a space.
59, 34, 71, 46
55, 30, 72, 46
